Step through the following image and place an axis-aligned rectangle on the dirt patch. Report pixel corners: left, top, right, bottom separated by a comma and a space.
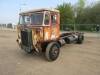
0, 30, 100, 75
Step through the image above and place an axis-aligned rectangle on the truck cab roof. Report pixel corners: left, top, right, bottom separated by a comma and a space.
20, 8, 59, 15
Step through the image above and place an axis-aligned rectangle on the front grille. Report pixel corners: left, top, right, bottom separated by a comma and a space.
21, 31, 29, 46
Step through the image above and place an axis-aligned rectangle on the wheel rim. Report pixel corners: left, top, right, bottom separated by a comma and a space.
52, 46, 59, 57
49, 45, 59, 60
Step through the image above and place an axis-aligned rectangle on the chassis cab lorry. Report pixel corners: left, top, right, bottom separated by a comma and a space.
17, 9, 84, 61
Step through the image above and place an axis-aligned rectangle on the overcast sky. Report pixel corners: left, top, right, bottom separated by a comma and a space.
0, 0, 99, 24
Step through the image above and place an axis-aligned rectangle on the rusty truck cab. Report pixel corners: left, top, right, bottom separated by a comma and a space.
17, 9, 61, 61
17, 8, 84, 61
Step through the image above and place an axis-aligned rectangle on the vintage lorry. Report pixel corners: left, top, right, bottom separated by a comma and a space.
17, 9, 84, 61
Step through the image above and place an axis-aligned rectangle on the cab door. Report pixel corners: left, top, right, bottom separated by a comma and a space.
43, 11, 51, 41
50, 12, 60, 40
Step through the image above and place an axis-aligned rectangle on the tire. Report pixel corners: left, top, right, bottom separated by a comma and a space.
64, 37, 71, 44
77, 34, 84, 44
45, 42, 60, 61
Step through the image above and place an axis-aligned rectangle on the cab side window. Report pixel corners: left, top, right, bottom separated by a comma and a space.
51, 14, 57, 25
44, 14, 49, 25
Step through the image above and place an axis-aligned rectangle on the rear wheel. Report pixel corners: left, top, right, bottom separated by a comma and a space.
45, 42, 60, 61
77, 34, 84, 44
64, 37, 71, 44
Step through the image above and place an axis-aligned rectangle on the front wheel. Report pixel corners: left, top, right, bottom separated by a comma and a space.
45, 42, 60, 61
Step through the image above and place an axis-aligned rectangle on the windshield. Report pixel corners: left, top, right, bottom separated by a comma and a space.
19, 15, 30, 25
19, 13, 43, 25
31, 13, 43, 25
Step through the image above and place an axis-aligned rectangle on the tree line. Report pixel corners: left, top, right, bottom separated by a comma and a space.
56, 0, 100, 31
